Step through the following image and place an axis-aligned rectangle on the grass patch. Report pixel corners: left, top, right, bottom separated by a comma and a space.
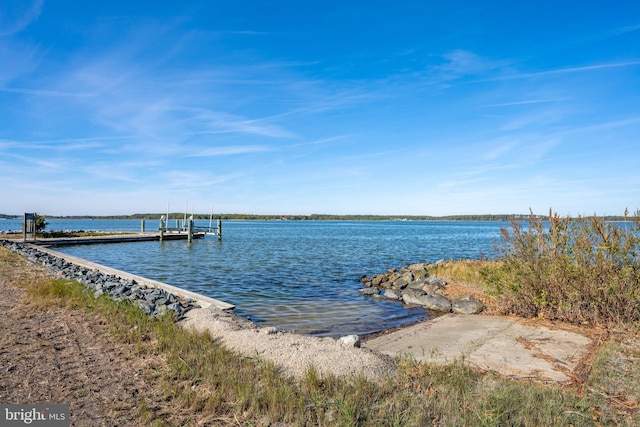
428, 259, 496, 288
586, 325, 640, 424
0, 246, 51, 286
427, 260, 502, 311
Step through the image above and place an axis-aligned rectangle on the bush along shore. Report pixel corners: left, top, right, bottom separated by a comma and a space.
359, 261, 485, 314
0, 240, 199, 320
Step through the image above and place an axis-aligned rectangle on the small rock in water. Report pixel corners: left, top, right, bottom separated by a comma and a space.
383, 288, 402, 300
359, 287, 380, 296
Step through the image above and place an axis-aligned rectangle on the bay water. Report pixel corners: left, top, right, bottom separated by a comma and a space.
1, 219, 505, 337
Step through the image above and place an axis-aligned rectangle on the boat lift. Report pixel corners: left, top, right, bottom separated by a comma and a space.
157, 214, 221, 242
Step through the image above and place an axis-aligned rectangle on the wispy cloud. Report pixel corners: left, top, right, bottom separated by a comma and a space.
611, 24, 640, 37
484, 98, 567, 108
287, 135, 353, 148
4, 152, 65, 171
483, 138, 517, 160
0, 0, 43, 36
588, 23, 640, 41
0, 139, 20, 150
499, 108, 568, 132
417, 49, 517, 88
536, 116, 640, 144
217, 30, 271, 36
185, 108, 298, 139
570, 116, 640, 133
0, 86, 93, 98
185, 145, 272, 157
439, 50, 503, 76
0, 136, 129, 153
477, 60, 640, 82
160, 170, 243, 189
0, 38, 42, 86
79, 162, 141, 183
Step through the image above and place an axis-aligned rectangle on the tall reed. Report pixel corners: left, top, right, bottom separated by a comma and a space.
484, 209, 640, 324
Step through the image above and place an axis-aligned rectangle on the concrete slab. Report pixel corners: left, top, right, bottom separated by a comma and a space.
363, 314, 593, 383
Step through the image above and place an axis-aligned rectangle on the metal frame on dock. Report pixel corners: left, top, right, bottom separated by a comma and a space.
157, 217, 222, 242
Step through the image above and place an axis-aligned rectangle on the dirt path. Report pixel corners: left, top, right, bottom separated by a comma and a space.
0, 249, 186, 426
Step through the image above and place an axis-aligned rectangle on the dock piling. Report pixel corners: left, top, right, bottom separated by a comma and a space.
159, 216, 165, 241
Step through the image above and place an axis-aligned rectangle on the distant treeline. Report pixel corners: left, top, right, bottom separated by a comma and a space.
0, 214, 19, 219
1, 213, 631, 221
11, 213, 526, 221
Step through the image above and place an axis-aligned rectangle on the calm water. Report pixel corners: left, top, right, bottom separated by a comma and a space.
1, 219, 505, 337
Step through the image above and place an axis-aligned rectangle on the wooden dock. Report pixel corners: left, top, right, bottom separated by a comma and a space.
28, 231, 206, 247
12, 216, 221, 245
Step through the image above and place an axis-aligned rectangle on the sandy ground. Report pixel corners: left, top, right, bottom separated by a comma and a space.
179, 307, 395, 380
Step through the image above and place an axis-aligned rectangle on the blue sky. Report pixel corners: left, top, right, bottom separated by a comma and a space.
1, 0, 639, 216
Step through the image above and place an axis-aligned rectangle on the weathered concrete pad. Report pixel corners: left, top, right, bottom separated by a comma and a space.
363, 314, 593, 383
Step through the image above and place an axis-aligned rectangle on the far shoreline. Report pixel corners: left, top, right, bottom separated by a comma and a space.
2, 212, 633, 222
1, 213, 534, 221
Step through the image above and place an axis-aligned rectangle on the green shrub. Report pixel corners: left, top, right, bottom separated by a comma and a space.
35, 214, 47, 233
484, 209, 640, 324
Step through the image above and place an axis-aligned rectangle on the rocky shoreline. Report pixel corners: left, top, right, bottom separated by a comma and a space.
2, 239, 484, 345
0, 240, 367, 347
0, 240, 200, 321
359, 261, 485, 315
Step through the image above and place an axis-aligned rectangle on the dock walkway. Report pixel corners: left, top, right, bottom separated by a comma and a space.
27, 231, 205, 246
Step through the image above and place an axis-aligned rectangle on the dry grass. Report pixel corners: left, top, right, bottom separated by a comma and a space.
483, 210, 640, 324
427, 259, 502, 314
